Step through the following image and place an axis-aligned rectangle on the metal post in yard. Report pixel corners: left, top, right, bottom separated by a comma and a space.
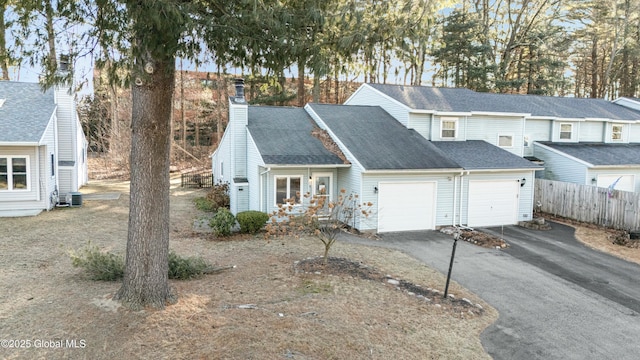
444, 232, 459, 299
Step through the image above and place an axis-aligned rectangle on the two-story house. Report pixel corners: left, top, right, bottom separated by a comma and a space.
347, 83, 640, 193
212, 81, 540, 233
0, 81, 88, 217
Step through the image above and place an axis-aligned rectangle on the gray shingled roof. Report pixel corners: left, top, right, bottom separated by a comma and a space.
0, 82, 56, 143
433, 140, 542, 170
537, 142, 640, 166
308, 103, 461, 170
247, 106, 345, 165
368, 83, 640, 121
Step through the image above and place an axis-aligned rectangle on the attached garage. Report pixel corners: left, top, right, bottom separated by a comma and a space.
467, 180, 519, 227
596, 175, 635, 192
377, 182, 436, 232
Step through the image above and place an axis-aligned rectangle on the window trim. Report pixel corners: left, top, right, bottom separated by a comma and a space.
440, 117, 458, 139
611, 124, 624, 142
0, 155, 30, 191
274, 175, 303, 206
497, 134, 514, 148
559, 123, 573, 140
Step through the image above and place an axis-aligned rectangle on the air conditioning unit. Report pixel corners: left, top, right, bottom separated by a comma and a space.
67, 192, 83, 207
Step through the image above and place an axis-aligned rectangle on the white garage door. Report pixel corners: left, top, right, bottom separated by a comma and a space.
468, 180, 519, 227
377, 182, 436, 232
596, 175, 635, 192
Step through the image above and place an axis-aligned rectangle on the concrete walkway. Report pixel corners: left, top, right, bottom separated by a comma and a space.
338, 223, 640, 360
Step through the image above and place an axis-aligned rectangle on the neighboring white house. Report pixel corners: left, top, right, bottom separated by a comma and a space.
347, 83, 640, 194
212, 81, 541, 232
0, 81, 88, 217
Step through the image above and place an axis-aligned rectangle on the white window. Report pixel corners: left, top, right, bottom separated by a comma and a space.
220, 161, 224, 177
0, 156, 29, 191
559, 123, 573, 140
498, 134, 514, 147
524, 136, 531, 147
275, 176, 302, 205
441, 118, 458, 139
611, 124, 623, 141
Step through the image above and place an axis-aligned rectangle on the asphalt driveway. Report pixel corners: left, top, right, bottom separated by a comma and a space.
338, 222, 640, 360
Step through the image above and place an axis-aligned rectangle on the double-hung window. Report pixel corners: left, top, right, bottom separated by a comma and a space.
441, 118, 457, 139
0, 156, 29, 191
275, 176, 302, 205
559, 123, 573, 140
611, 124, 623, 141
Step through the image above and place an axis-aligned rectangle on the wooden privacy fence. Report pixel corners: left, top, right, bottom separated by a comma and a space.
181, 171, 214, 188
535, 179, 640, 231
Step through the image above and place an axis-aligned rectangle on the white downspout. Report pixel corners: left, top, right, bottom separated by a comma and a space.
458, 171, 469, 227
259, 167, 271, 212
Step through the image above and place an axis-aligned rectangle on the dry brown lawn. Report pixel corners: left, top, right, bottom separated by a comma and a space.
0, 178, 497, 360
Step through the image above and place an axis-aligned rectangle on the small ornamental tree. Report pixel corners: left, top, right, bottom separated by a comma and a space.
266, 189, 373, 265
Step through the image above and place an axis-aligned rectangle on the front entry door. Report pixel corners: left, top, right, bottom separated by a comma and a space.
312, 173, 332, 210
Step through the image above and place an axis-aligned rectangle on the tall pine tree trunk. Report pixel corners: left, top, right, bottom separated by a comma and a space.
115, 48, 176, 310
0, 2, 9, 80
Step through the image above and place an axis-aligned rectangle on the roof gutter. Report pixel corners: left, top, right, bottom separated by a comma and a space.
263, 164, 351, 168
363, 168, 463, 174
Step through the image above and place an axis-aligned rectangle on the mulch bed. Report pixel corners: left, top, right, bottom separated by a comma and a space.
295, 256, 485, 316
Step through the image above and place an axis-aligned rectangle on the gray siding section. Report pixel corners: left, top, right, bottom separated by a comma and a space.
533, 143, 588, 184
629, 124, 640, 143
345, 85, 410, 127
407, 113, 432, 139
580, 121, 604, 142
464, 115, 525, 156
246, 134, 264, 211
231, 104, 248, 178
524, 119, 551, 156
55, 86, 76, 161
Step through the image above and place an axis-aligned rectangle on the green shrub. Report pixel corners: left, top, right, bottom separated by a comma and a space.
206, 182, 230, 210
69, 244, 124, 281
168, 251, 211, 280
70, 245, 213, 281
194, 197, 217, 212
236, 210, 270, 234
210, 208, 236, 236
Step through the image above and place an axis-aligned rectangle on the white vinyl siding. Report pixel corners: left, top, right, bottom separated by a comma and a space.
246, 134, 264, 211
629, 123, 640, 143
465, 115, 524, 156
579, 121, 604, 142
407, 113, 431, 140
345, 85, 410, 127
523, 119, 552, 156
533, 143, 588, 184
